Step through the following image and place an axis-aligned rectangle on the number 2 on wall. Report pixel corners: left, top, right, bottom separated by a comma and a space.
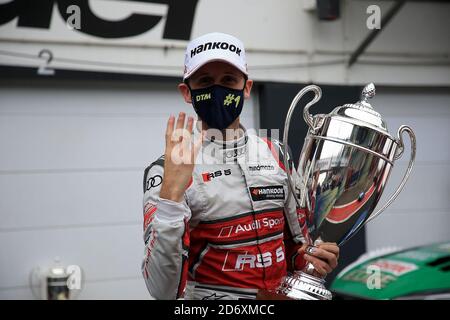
37, 49, 55, 76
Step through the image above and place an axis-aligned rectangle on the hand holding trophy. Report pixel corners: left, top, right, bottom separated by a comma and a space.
274, 83, 416, 300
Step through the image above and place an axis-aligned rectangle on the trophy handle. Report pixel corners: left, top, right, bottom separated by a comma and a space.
283, 85, 322, 209
302, 86, 323, 132
365, 125, 416, 224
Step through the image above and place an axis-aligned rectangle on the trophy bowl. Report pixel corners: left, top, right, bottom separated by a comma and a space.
275, 83, 416, 300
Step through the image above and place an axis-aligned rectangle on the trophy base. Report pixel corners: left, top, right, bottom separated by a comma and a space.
276, 271, 332, 300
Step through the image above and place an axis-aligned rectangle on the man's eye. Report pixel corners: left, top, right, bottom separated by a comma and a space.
223, 76, 237, 84
198, 78, 212, 85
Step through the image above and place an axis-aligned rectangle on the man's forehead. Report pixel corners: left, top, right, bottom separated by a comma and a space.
190, 61, 244, 78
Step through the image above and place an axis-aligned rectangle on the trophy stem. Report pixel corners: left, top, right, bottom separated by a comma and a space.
278, 271, 332, 300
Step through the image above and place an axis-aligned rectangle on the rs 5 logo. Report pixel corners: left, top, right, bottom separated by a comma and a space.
222, 247, 285, 271
202, 169, 231, 182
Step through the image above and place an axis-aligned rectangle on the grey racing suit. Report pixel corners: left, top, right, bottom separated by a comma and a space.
141, 130, 309, 300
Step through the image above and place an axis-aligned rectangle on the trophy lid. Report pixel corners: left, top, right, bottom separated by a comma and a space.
331, 83, 388, 132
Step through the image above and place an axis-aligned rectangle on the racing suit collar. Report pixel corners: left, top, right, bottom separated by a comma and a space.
195, 121, 248, 161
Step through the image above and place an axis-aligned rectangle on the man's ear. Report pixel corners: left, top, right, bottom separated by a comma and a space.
244, 79, 253, 99
178, 83, 192, 103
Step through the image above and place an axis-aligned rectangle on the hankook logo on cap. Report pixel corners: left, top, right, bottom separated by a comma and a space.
190, 42, 242, 58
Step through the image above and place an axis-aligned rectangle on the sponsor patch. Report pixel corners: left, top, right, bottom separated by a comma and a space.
202, 169, 231, 182
247, 163, 277, 175
145, 174, 162, 191
217, 216, 284, 237
249, 186, 285, 201
201, 293, 227, 300
191, 41, 242, 58
370, 259, 418, 276
222, 246, 285, 271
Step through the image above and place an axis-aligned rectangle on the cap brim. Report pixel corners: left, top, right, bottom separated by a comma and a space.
183, 58, 248, 81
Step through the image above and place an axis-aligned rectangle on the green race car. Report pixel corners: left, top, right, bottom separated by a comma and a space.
331, 241, 450, 300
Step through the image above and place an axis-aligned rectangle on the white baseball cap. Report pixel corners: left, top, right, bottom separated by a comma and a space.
183, 32, 248, 81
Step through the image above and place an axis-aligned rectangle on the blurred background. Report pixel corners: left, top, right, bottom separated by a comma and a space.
0, 0, 449, 299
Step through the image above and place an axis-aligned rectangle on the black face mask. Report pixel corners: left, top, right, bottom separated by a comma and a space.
189, 83, 245, 130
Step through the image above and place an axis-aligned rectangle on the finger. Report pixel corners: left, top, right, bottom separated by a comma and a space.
176, 112, 186, 131
306, 246, 337, 269
172, 113, 186, 144
304, 255, 331, 276
307, 254, 333, 274
318, 243, 340, 255
304, 255, 324, 275
181, 117, 194, 151
318, 243, 340, 261
184, 116, 194, 145
186, 115, 194, 134
312, 270, 325, 278
318, 250, 337, 269
165, 115, 175, 147
296, 243, 308, 256
306, 247, 337, 272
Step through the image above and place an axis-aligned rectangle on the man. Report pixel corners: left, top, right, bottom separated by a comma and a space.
141, 32, 339, 300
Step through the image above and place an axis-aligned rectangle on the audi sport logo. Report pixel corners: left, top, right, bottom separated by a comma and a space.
218, 216, 284, 237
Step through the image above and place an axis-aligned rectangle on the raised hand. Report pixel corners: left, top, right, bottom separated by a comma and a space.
159, 112, 203, 203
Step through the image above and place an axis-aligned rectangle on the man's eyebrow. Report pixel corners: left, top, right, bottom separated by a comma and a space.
192, 72, 210, 78
222, 71, 241, 77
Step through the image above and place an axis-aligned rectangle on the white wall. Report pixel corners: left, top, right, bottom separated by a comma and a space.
0, 79, 259, 299
365, 87, 450, 251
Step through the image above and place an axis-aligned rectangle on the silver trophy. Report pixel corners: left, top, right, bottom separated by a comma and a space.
278, 83, 416, 300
